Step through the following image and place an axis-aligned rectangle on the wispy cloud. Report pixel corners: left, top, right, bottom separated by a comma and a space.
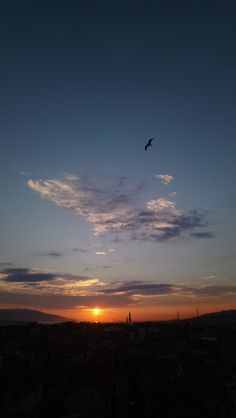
95, 249, 115, 256
155, 174, 174, 185
0, 262, 13, 268
73, 248, 88, 253
36, 251, 64, 258
200, 275, 232, 285
28, 175, 212, 242
100, 265, 113, 269
190, 232, 215, 239
19, 171, 32, 177
35, 248, 89, 257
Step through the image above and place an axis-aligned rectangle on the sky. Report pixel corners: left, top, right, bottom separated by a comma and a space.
0, 0, 236, 321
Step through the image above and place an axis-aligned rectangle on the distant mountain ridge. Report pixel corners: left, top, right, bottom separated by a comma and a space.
0, 309, 68, 322
188, 309, 236, 322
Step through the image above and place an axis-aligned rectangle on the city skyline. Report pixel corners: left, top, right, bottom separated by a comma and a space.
0, 0, 236, 321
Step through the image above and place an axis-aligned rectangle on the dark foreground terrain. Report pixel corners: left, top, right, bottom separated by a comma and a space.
0, 315, 236, 418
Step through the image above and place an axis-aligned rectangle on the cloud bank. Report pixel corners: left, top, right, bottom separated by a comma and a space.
1, 267, 235, 310
28, 175, 212, 242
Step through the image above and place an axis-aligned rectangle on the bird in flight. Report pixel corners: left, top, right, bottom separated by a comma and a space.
145, 137, 154, 151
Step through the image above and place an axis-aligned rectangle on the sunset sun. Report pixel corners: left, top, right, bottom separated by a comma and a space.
93, 307, 101, 316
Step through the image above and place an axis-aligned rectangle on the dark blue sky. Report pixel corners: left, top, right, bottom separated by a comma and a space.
0, 0, 236, 320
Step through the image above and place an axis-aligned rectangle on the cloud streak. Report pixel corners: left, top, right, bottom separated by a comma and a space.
190, 232, 215, 239
1, 268, 57, 282
28, 175, 212, 242
36, 251, 64, 258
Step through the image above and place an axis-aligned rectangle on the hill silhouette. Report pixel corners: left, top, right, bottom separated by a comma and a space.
188, 309, 236, 323
0, 309, 68, 322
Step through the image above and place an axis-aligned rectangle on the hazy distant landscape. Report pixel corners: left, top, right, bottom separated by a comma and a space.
0, 309, 67, 323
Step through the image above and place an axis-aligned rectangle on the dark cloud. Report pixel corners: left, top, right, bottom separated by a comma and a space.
1, 268, 57, 282
131, 210, 211, 242
46, 251, 64, 257
100, 265, 113, 269
190, 232, 215, 239
101, 280, 236, 300
111, 236, 123, 243
35, 251, 64, 257
35, 248, 88, 258
103, 282, 175, 294
36, 248, 89, 257
0, 267, 93, 284
182, 285, 236, 297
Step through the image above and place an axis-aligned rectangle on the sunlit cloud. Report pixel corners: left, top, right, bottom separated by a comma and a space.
95, 249, 115, 256
201, 275, 219, 281
64, 174, 80, 181
28, 174, 212, 242
0, 267, 106, 297
155, 174, 174, 185
146, 198, 180, 215
201, 275, 232, 285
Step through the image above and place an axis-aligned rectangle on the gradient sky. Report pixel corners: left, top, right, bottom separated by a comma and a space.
0, 0, 236, 321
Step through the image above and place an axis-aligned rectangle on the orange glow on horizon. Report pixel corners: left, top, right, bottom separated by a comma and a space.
9, 302, 236, 323
54, 303, 235, 322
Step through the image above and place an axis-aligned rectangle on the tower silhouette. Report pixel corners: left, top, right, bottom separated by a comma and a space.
128, 311, 132, 323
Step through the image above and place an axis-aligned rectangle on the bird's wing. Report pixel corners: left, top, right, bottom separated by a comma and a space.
145, 138, 154, 150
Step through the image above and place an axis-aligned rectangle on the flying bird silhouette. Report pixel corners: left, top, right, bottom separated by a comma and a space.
145, 138, 154, 151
